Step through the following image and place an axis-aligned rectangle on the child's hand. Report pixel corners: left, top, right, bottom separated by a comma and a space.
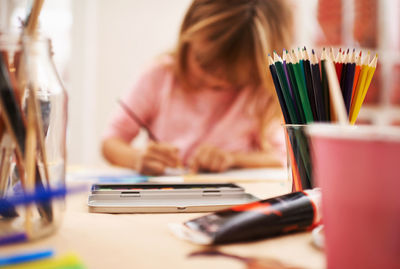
189, 145, 235, 173
137, 142, 180, 175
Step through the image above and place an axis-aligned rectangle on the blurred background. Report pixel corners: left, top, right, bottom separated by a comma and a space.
0, 0, 399, 167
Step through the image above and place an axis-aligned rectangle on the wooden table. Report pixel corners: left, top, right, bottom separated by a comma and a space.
1, 169, 326, 269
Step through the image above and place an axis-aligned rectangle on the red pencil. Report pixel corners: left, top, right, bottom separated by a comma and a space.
335, 48, 343, 82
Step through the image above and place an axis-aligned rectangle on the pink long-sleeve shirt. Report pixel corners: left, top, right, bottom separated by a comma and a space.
104, 56, 286, 164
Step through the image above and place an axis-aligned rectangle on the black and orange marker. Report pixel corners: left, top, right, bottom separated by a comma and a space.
183, 189, 321, 244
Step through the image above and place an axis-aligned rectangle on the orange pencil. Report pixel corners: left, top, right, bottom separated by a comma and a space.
350, 51, 362, 108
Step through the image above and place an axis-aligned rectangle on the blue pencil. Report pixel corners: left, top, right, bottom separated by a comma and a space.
0, 185, 84, 216
0, 249, 53, 266
340, 49, 350, 97
344, 49, 356, 113
320, 49, 331, 121
310, 49, 326, 121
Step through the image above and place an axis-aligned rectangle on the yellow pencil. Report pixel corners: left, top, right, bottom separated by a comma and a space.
350, 53, 378, 124
361, 54, 378, 100
349, 51, 370, 124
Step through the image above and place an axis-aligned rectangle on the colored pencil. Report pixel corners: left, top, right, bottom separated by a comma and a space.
283, 50, 304, 123
310, 49, 325, 121
282, 50, 298, 115
320, 49, 331, 121
118, 99, 159, 141
0, 185, 83, 216
343, 49, 356, 113
0, 233, 28, 246
273, 52, 299, 124
340, 49, 350, 97
329, 48, 335, 63
350, 51, 370, 123
350, 54, 378, 124
268, 55, 290, 123
0, 249, 53, 266
324, 59, 348, 124
302, 48, 318, 120
285, 51, 306, 123
335, 48, 343, 80
362, 54, 378, 99
350, 51, 362, 108
291, 49, 313, 123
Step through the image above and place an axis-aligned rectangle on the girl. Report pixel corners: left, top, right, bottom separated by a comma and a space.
102, 0, 293, 175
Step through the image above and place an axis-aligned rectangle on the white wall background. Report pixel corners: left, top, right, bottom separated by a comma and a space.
67, 0, 191, 167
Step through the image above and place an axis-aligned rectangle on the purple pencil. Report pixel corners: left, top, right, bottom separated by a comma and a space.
344, 49, 356, 113
0, 233, 27, 246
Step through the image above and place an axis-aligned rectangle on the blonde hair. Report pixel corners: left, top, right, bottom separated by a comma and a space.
172, 0, 293, 149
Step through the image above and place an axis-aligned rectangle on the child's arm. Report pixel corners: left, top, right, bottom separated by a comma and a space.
102, 138, 141, 170
188, 145, 282, 173
231, 151, 283, 168
102, 138, 180, 175
189, 120, 286, 172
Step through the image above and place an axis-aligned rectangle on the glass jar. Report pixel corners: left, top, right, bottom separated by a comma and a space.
0, 33, 67, 243
283, 124, 313, 192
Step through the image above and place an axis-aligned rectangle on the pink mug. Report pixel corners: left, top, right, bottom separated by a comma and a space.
307, 124, 400, 269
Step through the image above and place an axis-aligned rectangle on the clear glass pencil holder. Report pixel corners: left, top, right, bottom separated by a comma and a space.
283, 124, 314, 192
0, 33, 68, 244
